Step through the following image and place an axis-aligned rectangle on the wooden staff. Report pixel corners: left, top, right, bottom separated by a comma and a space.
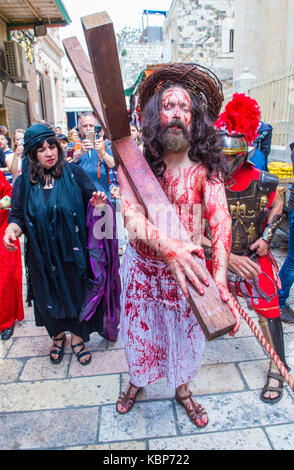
229, 296, 294, 391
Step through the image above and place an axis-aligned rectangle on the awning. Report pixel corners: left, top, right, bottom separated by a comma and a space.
142, 10, 167, 16
64, 96, 92, 113
0, 0, 71, 29
124, 71, 145, 97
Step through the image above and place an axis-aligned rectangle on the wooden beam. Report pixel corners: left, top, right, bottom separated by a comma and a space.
24, 0, 42, 21
63, 16, 236, 341
112, 136, 236, 341
81, 12, 130, 141
62, 36, 106, 131
82, 12, 236, 340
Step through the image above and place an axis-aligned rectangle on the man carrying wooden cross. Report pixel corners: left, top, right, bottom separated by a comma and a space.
116, 63, 241, 427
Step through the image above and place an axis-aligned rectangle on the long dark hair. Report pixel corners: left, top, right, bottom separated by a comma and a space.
141, 83, 228, 181
27, 136, 65, 184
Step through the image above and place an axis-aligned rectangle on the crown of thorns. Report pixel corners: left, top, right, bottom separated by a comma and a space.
138, 63, 224, 121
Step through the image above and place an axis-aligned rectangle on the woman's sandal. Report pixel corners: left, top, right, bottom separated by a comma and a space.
71, 341, 92, 366
50, 334, 66, 364
116, 383, 142, 414
175, 390, 208, 428
260, 369, 283, 404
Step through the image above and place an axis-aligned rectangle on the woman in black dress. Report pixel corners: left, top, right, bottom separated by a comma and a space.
3, 124, 118, 365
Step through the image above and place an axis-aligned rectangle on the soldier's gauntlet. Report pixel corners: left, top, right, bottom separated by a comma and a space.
262, 214, 284, 244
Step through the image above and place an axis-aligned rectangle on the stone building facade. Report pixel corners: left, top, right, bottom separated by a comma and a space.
234, 0, 294, 82
0, 18, 30, 136
163, 0, 235, 98
118, 13, 167, 90
0, 23, 66, 136
62, 56, 92, 130
31, 28, 66, 131
233, 0, 294, 160
120, 42, 164, 90
0, 1, 69, 137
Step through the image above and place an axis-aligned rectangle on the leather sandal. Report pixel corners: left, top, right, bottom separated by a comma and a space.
71, 341, 92, 366
260, 369, 283, 404
116, 383, 142, 414
50, 334, 66, 364
1, 324, 14, 341
175, 390, 208, 428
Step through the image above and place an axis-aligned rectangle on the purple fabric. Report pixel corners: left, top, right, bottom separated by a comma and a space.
79, 200, 121, 341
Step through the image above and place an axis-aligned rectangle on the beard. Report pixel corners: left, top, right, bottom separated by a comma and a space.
160, 119, 190, 153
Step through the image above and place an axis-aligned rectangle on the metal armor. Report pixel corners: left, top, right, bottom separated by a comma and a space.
225, 170, 278, 256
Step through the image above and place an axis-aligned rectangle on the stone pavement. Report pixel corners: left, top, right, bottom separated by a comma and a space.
0, 228, 294, 451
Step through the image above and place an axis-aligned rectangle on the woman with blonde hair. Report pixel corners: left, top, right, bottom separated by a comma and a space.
11, 129, 25, 152
68, 128, 80, 145
10, 129, 25, 179
68, 128, 81, 148
67, 128, 81, 160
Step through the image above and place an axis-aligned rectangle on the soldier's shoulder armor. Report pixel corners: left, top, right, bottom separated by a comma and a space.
258, 170, 279, 193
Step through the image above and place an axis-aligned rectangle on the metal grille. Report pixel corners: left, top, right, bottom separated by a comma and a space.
4, 97, 29, 132
249, 65, 294, 146
4, 41, 19, 78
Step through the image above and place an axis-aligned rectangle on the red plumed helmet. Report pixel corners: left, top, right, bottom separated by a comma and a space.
215, 93, 261, 144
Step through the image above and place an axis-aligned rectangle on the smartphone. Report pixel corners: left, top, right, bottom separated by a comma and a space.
66, 148, 75, 160
85, 131, 95, 146
95, 125, 102, 134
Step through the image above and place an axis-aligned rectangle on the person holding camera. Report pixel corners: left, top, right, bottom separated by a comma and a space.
0, 133, 14, 184
73, 112, 116, 201
10, 129, 25, 181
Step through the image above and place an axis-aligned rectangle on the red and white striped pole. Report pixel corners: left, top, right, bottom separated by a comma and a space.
231, 297, 294, 392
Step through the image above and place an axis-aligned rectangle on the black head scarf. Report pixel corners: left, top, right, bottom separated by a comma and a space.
24, 124, 55, 154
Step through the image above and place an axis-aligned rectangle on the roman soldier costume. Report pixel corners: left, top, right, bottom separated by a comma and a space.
214, 93, 289, 403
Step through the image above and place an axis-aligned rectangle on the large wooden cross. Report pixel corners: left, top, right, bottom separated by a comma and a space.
63, 11, 236, 341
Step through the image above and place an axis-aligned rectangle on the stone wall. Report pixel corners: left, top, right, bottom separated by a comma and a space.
234, 0, 294, 80
120, 42, 164, 89
163, 0, 235, 96
233, 0, 294, 162
34, 29, 67, 131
